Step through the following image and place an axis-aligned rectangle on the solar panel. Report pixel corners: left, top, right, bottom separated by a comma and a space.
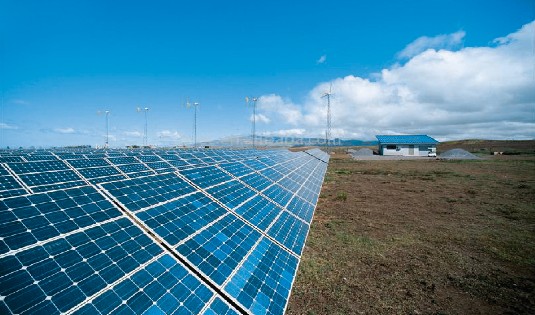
0, 147, 329, 314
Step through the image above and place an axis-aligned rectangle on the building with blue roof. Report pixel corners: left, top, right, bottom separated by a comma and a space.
376, 135, 439, 156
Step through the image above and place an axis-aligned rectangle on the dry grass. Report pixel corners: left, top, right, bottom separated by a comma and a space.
287, 151, 535, 315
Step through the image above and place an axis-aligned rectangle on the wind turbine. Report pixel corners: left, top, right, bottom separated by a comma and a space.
136, 107, 150, 146
97, 110, 110, 148
245, 96, 258, 149
321, 83, 333, 149
184, 98, 200, 147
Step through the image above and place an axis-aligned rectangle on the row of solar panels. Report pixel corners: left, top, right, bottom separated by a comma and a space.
0, 148, 329, 315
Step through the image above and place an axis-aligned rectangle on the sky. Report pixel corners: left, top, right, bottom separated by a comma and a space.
1, 0, 534, 148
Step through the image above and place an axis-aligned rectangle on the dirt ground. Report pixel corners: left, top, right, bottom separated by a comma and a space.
286, 145, 535, 314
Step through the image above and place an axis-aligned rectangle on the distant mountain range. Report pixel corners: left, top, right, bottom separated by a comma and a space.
198, 136, 378, 148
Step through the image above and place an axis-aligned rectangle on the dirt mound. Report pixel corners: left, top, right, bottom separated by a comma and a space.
349, 148, 374, 156
440, 148, 480, 159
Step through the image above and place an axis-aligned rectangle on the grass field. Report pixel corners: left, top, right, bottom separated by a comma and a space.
286, 144, 535, 314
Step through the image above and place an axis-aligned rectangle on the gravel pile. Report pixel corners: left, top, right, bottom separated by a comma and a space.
350, 148, 374, 156
440, 148, 480, 159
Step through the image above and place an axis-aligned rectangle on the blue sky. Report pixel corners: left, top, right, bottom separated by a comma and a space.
1, 0, 534, 148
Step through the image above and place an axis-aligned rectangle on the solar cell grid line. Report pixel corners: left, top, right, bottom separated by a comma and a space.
217, 162, 255, 178
0, 186, 125, 255
137, 154, 164, 162
204, 179, 258, 211
106, 156, 138, 165
261, 183, 295, 209
65, 158, 112, 169
239, 172, 274, 191
18, 170, 87, 193
0, 156, 25, 163
178, 166, 304, 262
175, 212, 263, 287
0, 164, 32, 195
233, 194, 283, 232
223, 237, 299, 315
179, 165, 234, 190
130, 192, 229, 246
201, 296, 241, 315
265, 210, 309, 256
99, 172, 197, 212
7, 160, 69, 174
75, 166, 124, 180
68, 252, 217, 315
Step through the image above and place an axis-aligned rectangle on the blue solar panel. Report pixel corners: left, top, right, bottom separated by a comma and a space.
177, 213, 262, 286
234, 194, 282, 231
134, 192, 228, 246
262, 184, 294, 208
205, 180, 257, 210
267, 211, 309, 256
218, 162, 254, 177
202, 297, 240, 315
0, 147, 329, 315
240, 172, 274, 191
224, 237, 299, 315
8, 161, 68, 174
180, 165, 233, 189
101, 173, 196, 212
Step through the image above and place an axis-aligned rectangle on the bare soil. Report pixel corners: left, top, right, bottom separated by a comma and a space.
286, 145, 535, 314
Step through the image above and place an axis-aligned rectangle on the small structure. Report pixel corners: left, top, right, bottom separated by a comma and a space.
376, 135, 438, 156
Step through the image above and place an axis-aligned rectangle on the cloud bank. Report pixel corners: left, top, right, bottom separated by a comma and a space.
257, 21, 535, 141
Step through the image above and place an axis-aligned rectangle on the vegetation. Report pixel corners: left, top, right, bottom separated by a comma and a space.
287, 146, 535, 314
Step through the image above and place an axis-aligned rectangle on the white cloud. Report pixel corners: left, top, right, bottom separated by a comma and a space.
261, 129, 307, 137
54, 127, 76, 134
397, 30, 465, 59
157, 130, 181, 139
257, 94, 303, 125
258, 21, 535, 141
0, 123, 18, 129
250, 114, 270, 124
317, 55, 327, 64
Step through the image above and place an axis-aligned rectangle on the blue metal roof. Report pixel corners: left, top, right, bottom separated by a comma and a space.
376, 135, 439, 144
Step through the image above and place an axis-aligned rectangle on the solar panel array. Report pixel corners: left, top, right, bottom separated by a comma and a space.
0, 147, 329, 315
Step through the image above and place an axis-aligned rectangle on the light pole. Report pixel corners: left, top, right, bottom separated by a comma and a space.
137, 107, 150, 146
246, 96, 258, 149
97, 110, 111, 148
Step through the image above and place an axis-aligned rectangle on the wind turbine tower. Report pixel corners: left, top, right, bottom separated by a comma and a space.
97, 110, 110, 148
245, 96, 258, 149
185, 98, 200, 147
137, 107, 150, 146
321, 84, 333, 148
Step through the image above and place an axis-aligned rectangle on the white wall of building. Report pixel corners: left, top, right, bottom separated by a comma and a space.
380, 144, 436, 156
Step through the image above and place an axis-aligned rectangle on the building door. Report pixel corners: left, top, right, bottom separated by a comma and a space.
409, 145, 414, 155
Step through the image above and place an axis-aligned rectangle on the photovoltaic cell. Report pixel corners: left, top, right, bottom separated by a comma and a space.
234, 195, 282, 231
134, 192, 228, 246
224, 237, 299, 315
180, 165, 233, 189
177, 213, 262, 286
205, 180, 257, 210
267, 211, 309, 256
101, 173, 196, 212
202, 297, 240, 315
